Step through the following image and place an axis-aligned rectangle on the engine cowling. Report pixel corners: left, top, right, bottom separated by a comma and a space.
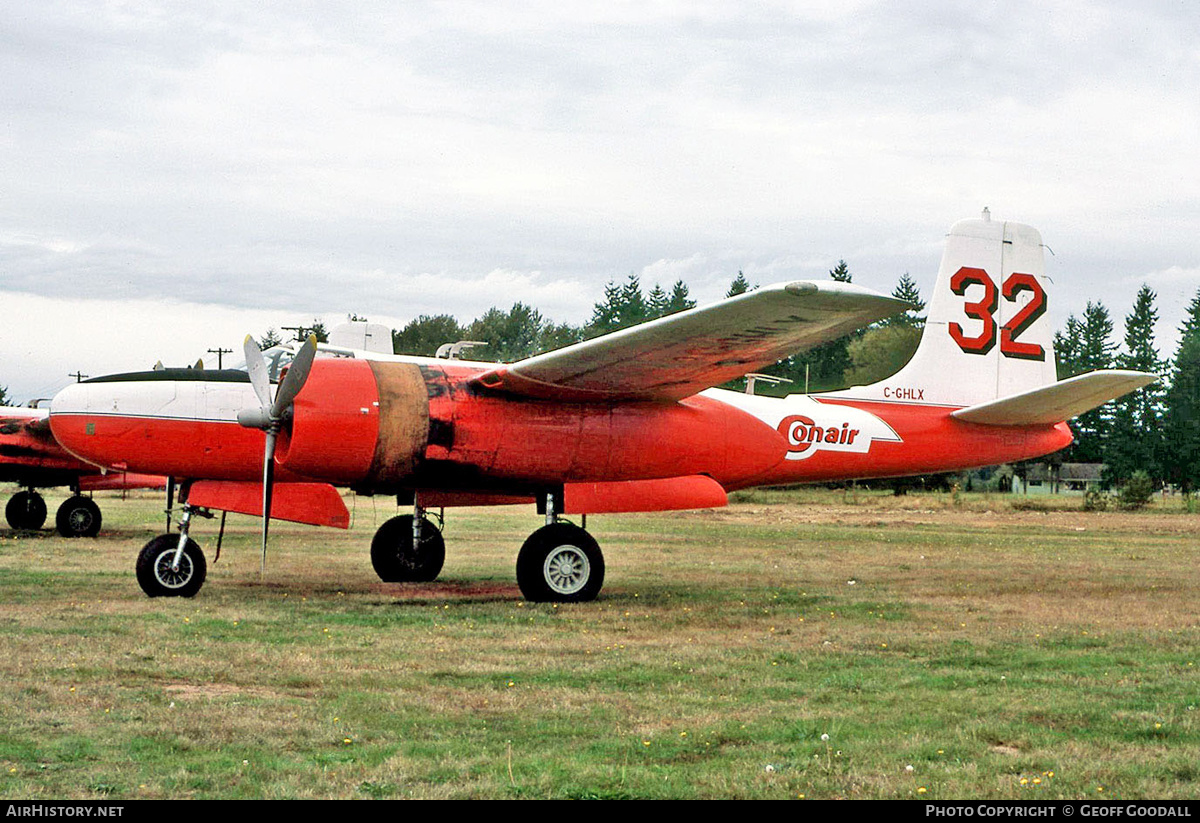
276, 359, 430, 486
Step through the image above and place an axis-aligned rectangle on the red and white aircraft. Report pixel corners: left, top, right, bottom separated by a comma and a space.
47, 214, 1155, 600
1, 405, 163, 535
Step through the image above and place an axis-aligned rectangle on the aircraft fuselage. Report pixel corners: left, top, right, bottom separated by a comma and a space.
49, 358, 1072, 499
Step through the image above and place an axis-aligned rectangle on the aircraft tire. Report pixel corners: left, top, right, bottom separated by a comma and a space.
6, 491, 47, 531
136, 534, 207, 598
56, 496, 102, 538
516, 523, 604, 603
370, 515, 445, 582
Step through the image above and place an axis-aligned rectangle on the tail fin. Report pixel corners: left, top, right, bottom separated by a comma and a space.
845, 211, 1058, 408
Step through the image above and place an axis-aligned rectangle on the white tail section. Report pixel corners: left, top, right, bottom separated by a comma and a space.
842, 213, 1058, 408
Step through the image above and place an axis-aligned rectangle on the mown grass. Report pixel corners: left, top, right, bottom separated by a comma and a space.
0, 488, 1197, 799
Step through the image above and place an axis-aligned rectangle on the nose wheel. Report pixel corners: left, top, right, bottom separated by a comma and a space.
135, 533, 207, 598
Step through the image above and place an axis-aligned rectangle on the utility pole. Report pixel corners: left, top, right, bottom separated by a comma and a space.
68, 371, 89, 383
207, 347, 233, 369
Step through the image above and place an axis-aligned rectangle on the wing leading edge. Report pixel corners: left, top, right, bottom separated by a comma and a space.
473, 281, 910, 402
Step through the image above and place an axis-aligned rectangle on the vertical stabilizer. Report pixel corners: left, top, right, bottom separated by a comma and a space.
841, 213, 1058, 408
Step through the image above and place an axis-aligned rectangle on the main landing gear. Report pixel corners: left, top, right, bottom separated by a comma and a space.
4, 488, 102, 537
370, 503, 446, 582
366, 491, 606, 603
515, 494, 604, 603
55, 495, 102, 538
5, 489, 47, 531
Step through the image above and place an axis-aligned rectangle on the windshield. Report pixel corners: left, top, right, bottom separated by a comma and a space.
228, 344, 356, 382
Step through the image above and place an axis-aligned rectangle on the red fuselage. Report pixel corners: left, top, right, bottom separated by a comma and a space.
48, 358, 1072, 502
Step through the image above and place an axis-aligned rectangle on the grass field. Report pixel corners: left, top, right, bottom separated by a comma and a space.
1, 487, 1198, 799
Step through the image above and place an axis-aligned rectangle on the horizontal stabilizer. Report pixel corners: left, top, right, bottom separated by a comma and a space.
950, 370, 1158, 426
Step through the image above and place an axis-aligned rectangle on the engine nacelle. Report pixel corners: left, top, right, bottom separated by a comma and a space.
276, 360, 430, 486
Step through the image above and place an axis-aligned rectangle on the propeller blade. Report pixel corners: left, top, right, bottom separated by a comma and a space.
243, 335, 273, 409
271, 335, 317, 418
261, 430, 277, 580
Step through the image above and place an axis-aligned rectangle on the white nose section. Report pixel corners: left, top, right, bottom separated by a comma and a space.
51, 378, 181, 418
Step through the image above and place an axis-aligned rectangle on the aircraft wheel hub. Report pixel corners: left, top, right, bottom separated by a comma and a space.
544, 545, 589, 595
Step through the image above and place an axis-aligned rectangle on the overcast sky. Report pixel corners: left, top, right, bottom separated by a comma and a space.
2, 1, 1197, 401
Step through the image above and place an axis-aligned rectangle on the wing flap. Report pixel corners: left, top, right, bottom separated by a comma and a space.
950, 370, 1158, 426
473, 281, 909, 401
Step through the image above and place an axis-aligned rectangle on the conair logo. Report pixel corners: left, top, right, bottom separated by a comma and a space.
776, 408, 902, 461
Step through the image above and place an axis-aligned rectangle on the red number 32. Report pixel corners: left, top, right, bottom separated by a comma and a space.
949, 267, 1046, 361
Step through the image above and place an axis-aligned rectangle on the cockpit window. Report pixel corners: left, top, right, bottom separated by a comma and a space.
229, 345, 355, 382
229, 346, 296, 383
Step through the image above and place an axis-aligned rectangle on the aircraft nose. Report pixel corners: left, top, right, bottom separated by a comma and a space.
49, 377, 157, 467
49, 370, 269, 479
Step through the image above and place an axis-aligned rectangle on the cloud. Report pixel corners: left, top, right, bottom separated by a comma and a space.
2, 2, 1199, 396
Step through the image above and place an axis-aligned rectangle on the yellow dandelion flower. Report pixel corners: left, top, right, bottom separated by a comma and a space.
918, 787, 927, 794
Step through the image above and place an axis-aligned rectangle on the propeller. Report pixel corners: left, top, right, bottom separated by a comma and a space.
237, 334, 318, 578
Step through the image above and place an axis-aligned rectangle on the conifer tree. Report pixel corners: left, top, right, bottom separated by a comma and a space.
1105, 285, 1166, 485
587, 273, 648, 337
1064, 302, 1116, 462
887, 272, 926, 328
664, 280, 696, 315
646, 283, 669, 319
829, 260, 852, 282
726, 271, 752, 297
1162, 291, 1200, 494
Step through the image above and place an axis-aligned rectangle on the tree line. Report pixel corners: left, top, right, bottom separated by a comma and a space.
387, 269, 1197, 494
1055, 285, 1200, 493
4, 264, 1183, 496
389, 266, 928, 393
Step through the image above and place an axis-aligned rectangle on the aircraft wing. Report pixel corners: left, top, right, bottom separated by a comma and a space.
472, 281, 910, 401
950, 370, 1158, 426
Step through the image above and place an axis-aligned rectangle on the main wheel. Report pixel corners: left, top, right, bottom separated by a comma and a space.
516, 523, 605, 603
135, 534, 207, 598
6, 491, 47, 530
370, 515, 445, 582
56, 496, 102, 538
